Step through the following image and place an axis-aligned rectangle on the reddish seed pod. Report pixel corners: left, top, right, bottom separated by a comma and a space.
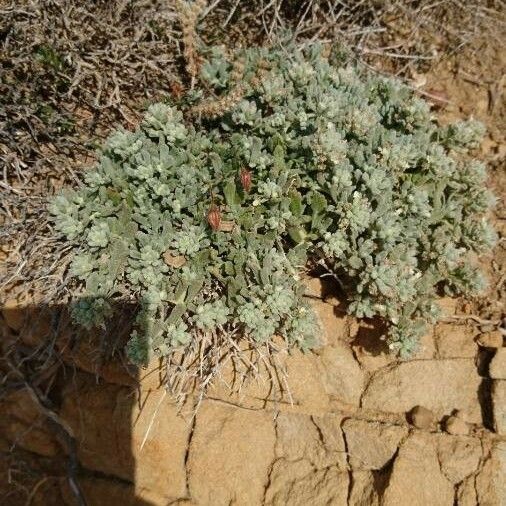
240, 168, 252, 192
170, 81, 185, 99
207, 205, 221, 231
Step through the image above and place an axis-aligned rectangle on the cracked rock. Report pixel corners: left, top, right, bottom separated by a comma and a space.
187, 401, 276, 505
286, 340, 364, 411
316, 342, 365, 406
436, 434, 482, 484
434, 323, 477, 358
489, 348, 506, 379
492, 380, 506, 434
342, 419, 407, 471
0, 389, 60, 458
264, 459, 349, 506
456, 476, 478, 506
275, 412, 346, 469
60, 372, 190, 504
475, 441, 506, 505
309, 298, 349, 346
348, 471, 381, 506
361, 359, 482, 423
382, 432, 454, 506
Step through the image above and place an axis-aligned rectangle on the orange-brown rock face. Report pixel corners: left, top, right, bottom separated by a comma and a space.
1, 293, 505, 505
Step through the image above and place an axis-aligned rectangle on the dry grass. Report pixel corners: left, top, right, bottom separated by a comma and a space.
1, 0, 184, 302
1, 0, 504, 296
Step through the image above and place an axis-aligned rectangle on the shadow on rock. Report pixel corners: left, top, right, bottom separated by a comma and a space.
0, 301, 184, 506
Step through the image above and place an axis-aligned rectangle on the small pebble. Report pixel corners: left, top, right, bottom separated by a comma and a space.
452, 410, 469, 423
408, 405, 435, 429
445, 415, 469, 435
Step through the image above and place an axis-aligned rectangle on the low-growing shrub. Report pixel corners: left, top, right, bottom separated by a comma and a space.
50, 42, 496, 365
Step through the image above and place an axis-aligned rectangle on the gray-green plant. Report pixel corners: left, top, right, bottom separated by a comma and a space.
50, 42, 496, 362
